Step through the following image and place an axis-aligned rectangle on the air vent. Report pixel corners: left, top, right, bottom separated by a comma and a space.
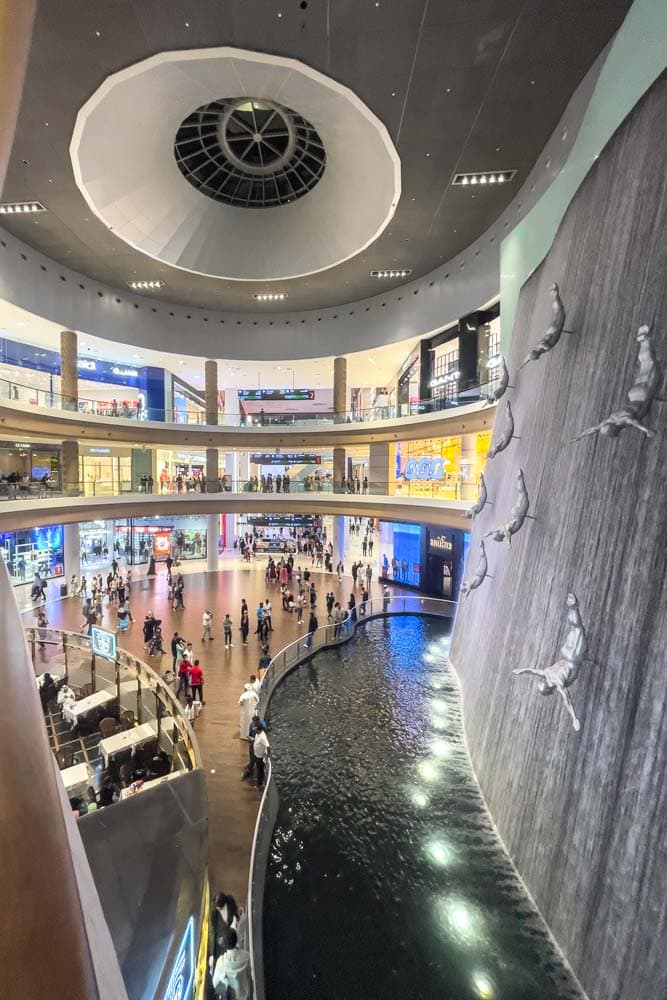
253, 292, 288, 302
0, 201, 46, 214
128, 280, 166, 290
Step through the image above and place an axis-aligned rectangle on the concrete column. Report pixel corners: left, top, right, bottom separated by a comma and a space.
205, 360, 218, 491
333, 446, 346, 492
368, 442, 390, 495
60, 330, 78, 412
332, 515, 345, 567
61, 439, 80, 495
333, 356, 347, 420
63, 523, 81, 591
207, 514, 219, 572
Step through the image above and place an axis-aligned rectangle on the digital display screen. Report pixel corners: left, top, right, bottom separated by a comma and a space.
247, 515, 315, 527
379, 521, 422, 587
250, 453, 321, 465
91, 626, 117, 661
32, 525, 63, 551
239, 388, 315, 401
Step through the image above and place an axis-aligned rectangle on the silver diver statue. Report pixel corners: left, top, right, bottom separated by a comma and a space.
513, 592, 588, 731
462, 473, 489, 519
574, 325, 663, 440
519, 282, 569, 369
486, 400, 517, 459
460, 540, 489, 599
484, 355, 511, 405
485, 468, 530, 546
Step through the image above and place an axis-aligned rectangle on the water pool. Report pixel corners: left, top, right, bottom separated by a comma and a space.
263, 616, 582, 1000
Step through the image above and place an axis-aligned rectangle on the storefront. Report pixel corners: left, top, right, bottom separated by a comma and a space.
114, 516, 217, 564
156, 450, 207, 491
80, 520, 115, 566
172, 376, 206, 424
378, 521, 423, 588
0, 524, 64, 586
389, 431, 491, 501
422, 526, 471, 601
79, 445, 133, 495
0, 442, 61, 487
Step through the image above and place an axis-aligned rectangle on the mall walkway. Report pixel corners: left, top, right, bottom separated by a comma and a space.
24, 558, 406, 900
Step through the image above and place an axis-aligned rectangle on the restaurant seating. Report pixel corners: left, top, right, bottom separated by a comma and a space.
99, 716, 118, 739
56, 749, 74, 769
120, 709, 135, 730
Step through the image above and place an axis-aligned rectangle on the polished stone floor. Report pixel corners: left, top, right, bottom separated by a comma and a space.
25, 555, 404, 901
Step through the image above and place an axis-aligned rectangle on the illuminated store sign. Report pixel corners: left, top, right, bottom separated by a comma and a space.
77, 359, 97, 371
90, 626, 117, 661
247, 514, 315, 526
403, 457, 447, 481
111, 365, 138, 377
429, 534, 453, 553
250, 453, 321, 465
239, 388, 315, 401
163, 916, 195, 1000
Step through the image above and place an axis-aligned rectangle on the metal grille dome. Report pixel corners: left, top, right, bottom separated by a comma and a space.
174, 98, 326, 208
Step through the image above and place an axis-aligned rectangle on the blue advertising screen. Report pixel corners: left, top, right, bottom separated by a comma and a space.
379, 521, 422, 586
32, 525, 63, 551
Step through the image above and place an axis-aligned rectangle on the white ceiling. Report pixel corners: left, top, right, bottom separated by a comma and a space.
0, 296, 418, 392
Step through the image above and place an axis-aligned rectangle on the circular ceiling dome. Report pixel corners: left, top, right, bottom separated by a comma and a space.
174, 98, 326, 208
70, 47, 401, 282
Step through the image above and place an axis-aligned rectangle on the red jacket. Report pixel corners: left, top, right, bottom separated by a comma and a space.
189, 664, 203, 686
178, 660, 190, 678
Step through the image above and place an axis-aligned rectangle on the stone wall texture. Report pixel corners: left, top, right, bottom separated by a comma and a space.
450, 74, 667, 1000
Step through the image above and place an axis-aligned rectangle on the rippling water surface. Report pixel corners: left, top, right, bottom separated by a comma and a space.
263, 617, 582, 1000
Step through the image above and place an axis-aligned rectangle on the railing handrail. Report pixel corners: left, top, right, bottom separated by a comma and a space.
0, 370, 498, 428
28, 625, 202, 771
246, 595, 456, 999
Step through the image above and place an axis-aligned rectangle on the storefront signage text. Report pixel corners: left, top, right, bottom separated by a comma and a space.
90, 626, 117, 661
111, 365, 138, 377
403, 457, 447, 481
162, 916, 194, 1000
429, 534, 453, 553
77, 359, 97, 371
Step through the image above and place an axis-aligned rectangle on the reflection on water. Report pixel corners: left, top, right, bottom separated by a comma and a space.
264, 617, 582, 1000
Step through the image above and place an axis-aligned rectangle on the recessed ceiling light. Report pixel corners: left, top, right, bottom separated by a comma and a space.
95, 30, 101, 37
370, 268, 412, 279
184, 21, 190, 27
453, 170, 516, 186
253, 292, 288, 301
391, 91, 396, 97
0, 200, 47, 215
446, 88, 451, 93
128, 279, 166, 289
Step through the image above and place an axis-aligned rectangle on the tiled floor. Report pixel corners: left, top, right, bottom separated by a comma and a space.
26, 555, 410, 901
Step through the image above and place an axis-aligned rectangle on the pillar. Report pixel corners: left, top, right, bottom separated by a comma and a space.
64, 523, 81, 591
207, 514, 219, 573
205, 359, 218, 492
333, 446, 346, 492
332, 515, 345, 568
222, 387, 241, 426
60, 330, 78, 412
62, 439, 80, 495
368, 442, 390, 495
333, 355, 347, 421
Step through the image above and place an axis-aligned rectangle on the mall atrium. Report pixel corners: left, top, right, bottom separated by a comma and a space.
1, 2, 665, 999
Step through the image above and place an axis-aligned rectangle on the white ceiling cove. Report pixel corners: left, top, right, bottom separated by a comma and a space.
70, 47, 401, 282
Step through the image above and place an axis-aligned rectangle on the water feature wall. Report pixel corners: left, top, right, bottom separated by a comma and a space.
450, 74, 667, 1000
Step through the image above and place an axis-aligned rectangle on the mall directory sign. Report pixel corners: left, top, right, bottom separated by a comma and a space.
90, 626, 117, 661
250, 453, 322, 464
239, 388, 315, 400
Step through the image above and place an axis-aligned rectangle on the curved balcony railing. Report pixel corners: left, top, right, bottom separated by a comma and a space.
1, 476, 474, 503
0, 370, 499, 427
247, 595, 457, 1000
29, 626, 202, 773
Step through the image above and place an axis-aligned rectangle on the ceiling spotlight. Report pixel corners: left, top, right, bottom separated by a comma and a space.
0, 201, 46, 214
370, 268, 412, 279
128, 279, 166, 289
253, 292, 288, 301
453, 170, 516, 187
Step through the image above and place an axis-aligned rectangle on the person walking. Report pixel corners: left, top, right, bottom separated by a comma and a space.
296, 590, 305, 625
239, 684, 259, 741
360, 586, 369, 616
201, 609, 214, 641
170, 632, 182, 671
176, 657, 190, 700
174, 574, 185, 609
351, 561, 358, 587
336, 560, 344, 583
326, 591, 335, 621
264, 599, 273, 631
366, 563, 373, 587
189, 659, 205, 704
240, 608, 249, 645
255, 602, 264, 634
223, 614, 233, 648
368, 536, 374, 556
306, 609, 318, 648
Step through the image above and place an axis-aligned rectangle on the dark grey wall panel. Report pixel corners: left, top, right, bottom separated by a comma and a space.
450, 74, 667, 1000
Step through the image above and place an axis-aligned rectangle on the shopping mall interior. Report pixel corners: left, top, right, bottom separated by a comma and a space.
1, 3, 665, 999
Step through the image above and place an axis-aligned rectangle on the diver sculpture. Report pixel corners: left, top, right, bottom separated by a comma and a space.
573, 325, 663, 440
462, 473, 489, 519
513, 592, 588, 731
519, 283, 570, 369
487, 400, 517, 459
485, 469, 530, 546
484, 355, 511, 405
460, 540, 489, 599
